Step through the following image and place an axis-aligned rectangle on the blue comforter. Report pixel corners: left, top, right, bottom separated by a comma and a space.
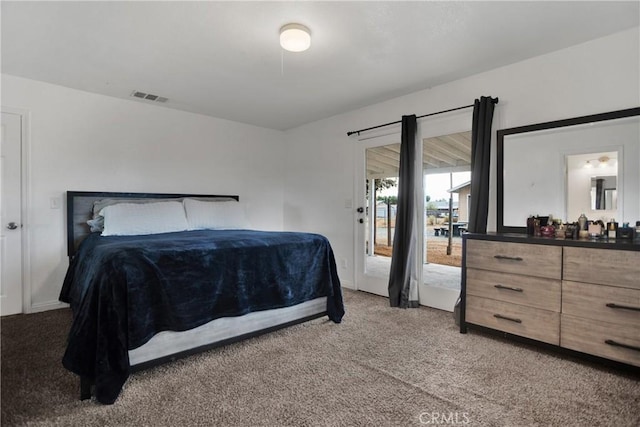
59, 229, 344, 404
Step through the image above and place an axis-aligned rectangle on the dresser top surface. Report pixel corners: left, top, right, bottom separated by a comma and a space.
464, 233, 640, 251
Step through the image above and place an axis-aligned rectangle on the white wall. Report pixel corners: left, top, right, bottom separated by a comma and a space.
3, 27, 638, 310
2, 75, 285, 311
283, 27, 640, 288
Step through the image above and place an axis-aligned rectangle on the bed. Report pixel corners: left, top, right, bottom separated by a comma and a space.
60, 191, 344, 404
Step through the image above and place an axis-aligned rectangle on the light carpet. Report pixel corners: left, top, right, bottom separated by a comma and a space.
1, 289, 638, 426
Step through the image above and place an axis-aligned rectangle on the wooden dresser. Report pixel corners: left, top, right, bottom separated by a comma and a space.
462, 233, 640, 368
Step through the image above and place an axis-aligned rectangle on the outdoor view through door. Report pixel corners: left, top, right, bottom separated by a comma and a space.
362, 131, 472, 311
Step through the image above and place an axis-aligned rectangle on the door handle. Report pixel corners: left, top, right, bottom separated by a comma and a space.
356, 207, 364, 213
358, 218, 364, 224
7, 222, 18, 230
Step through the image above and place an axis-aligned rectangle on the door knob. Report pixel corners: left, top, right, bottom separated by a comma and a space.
7, 222, 18, 230
356, 207, 364, 213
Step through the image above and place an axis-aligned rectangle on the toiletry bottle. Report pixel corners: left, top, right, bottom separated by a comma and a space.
578, 213, 587, 231
607, 220, 617, 239
555, 221, 565, 239
526, 215, 535, 236
533, 218, 541, 237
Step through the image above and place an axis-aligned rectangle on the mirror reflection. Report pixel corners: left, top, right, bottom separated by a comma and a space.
591, 176, 617, 211
566, 151, 618, 221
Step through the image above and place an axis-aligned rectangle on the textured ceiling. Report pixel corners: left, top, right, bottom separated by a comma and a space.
2, 1, 638, 130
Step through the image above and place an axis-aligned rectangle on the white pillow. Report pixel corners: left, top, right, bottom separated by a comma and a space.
183, 198, 250, 230
88, 197, 238, 232
100, 201, 189, 236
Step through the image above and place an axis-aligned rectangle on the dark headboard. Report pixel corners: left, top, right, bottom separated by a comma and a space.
66, 191, 240, 258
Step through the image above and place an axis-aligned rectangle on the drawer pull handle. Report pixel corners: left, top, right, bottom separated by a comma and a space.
493, 255, 523, 261
604, 339, 640, 352
494, 284, 523, 292
493, 313, 522, 323
605, 303, 640, 312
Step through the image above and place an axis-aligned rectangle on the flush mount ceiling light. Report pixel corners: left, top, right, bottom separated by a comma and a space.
598, 156, 610, 167
280, 23, 311, 52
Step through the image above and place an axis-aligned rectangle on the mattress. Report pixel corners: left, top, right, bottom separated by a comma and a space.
130, 296, 328, 365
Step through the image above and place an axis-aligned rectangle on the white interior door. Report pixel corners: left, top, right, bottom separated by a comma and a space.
1, 112, 23, 316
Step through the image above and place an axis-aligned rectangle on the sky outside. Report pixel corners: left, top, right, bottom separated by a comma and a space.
379, 171, 471, 201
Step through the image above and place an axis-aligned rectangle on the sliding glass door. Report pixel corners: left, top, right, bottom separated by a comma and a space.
419, 132, 471, 311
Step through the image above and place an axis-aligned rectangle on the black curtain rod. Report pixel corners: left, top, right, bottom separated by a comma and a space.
346, 97, 499, 137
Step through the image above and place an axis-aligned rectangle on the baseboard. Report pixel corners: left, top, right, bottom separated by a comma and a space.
29, 300, 69, 313
29, 286, 353, 313
341, 281, 354, 290
27, 285, 353, 313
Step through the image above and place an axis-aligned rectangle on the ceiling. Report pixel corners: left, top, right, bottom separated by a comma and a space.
2, 1, 638, 131
367, 131, 471, 178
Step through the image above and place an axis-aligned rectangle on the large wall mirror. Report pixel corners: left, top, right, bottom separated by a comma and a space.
497, 107, 640, 233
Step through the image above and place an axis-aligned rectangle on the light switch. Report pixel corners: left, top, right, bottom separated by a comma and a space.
50, 197, 61, 209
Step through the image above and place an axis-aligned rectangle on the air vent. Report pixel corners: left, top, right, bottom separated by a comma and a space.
130, 91, 168, 103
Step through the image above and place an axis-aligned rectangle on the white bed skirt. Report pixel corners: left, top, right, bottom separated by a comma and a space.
129, 297, 328, 366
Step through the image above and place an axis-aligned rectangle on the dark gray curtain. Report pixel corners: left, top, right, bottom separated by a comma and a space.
467, 97, 497, 234
388, 115, 419, 308
595, 178, 604, 209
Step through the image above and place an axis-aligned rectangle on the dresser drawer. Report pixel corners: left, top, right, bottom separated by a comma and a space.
561, 314, 640, 367
564, 247, 640, 290
465, 295, 559, 345
467, 268, 561, 312
466, 240, 561, 279
562, 281, 640, 328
